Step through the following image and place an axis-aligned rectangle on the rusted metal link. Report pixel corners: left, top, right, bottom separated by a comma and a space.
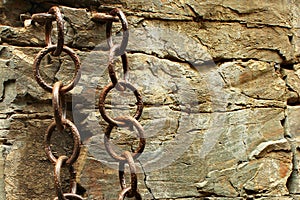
31, 6, 64, 56
104, 116, 146, 162
54, 156, 78, 200
99, 81, 143, 126
46, 6, 64, 56
91, 12, 119, 22
52, 81, 66, 132
119, 151, 138, 198
45, 119, 81, 165
108, 45, 121, 88
34, 45, 81, 93
106, 8, 129, 56
32, 13, 55, 25
107, 45, 129, 91
118, 187, 142, 200
54, 156, 68, 200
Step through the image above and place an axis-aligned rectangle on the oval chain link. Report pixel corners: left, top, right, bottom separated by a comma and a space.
33, 44, 81, 93
54, 156, 78, 200
108, 45, 129, 91
52, 81, 66, 131
106, 8, 129, 56
45, 119, 81, 165
46, 6, 64, 56
119, 151, 138, 197
104, 116, 146, 161
99, 81, 143, 126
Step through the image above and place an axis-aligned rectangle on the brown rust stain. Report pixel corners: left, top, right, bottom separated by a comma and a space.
279, 162, 289, 178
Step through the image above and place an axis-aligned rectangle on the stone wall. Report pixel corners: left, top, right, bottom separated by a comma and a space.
1, 0, 300, 199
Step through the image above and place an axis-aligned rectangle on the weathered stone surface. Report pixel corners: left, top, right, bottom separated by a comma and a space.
0, 2, 296, 63
197, 150, 292, 197
0, 0, 32, 27
284, 106, 300, 194
290, 2, 300, 59
2, 1, 300, 200
248, 138, 290, 160
285, 106, 300, 139
216, 60, 287, 112
188, 0, 292, 27
196, 23, 292, 63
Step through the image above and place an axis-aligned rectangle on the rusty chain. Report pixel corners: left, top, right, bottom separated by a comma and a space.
96, 8, 145, 199
33, 6, 83, 200
32, 6, 145, 199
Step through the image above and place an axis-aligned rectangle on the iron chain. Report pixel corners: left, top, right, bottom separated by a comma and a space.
33, 6, 82, 199
32, 6, 145, 199
96, 8, 145, 199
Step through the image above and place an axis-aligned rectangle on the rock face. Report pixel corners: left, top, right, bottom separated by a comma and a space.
1, 0, 300, 199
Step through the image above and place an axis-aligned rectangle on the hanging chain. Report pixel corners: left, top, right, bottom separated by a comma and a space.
95, 8, 145, 199
32, 6, 145, 199
32, 6, 83, 200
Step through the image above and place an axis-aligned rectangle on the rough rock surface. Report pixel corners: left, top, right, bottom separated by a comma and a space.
1, 0, 300, 199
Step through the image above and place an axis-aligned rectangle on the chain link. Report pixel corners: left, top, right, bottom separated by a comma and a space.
46, 6, 64, 56
119, 151, 139, 197
106, 8, 129, 57
52, 81, 66, 132
99, 81, 143, 126
44, 119, 81, 165
34, 45, 81, 93
32, 6, 145, 199
54, 156, 77, 199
